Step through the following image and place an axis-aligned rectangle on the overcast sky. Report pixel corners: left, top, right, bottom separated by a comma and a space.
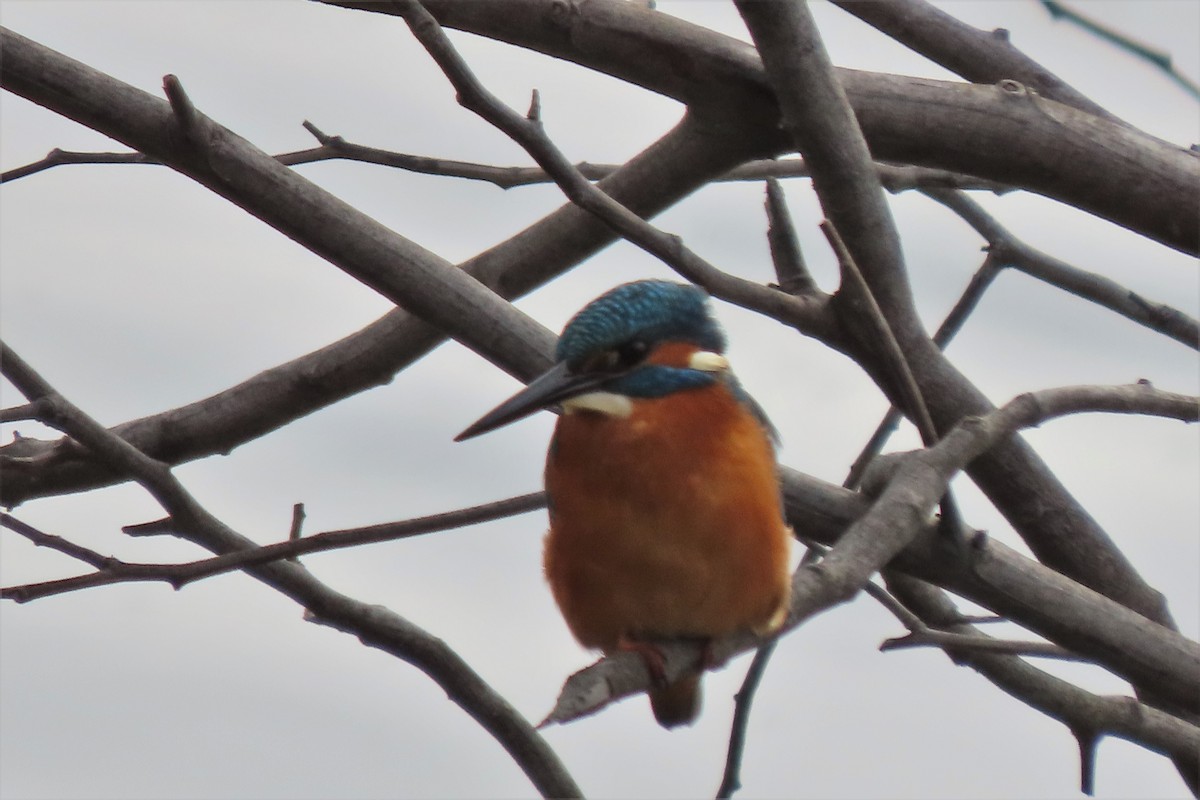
1, 1, 1198, 798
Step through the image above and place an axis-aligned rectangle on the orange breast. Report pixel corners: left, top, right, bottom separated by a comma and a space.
542, 355, 791, 653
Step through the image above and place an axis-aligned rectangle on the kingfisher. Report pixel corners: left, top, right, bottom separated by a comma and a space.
456, 280, 792, 728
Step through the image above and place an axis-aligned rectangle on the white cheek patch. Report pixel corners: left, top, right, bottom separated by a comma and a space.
562, 391, 634, 417
689, 351, 729, 372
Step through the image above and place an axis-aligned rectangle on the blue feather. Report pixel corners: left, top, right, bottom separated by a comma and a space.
556, 281, 726, 365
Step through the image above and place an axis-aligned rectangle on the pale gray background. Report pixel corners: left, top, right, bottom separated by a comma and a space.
1, 1, 1197, 798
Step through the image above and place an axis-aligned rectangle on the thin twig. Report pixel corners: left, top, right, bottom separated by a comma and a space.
1, 514, 119, 570
820, 221, 968, 538
1040, 0, 1200, 99
925, 188, 1199, 350
1, 137, 1012, 190
2, 492, 546, 602
879, 629, 1084, 660
715, 639, 778, 799
764, 178, 818, 295
844, 252, 1004, 489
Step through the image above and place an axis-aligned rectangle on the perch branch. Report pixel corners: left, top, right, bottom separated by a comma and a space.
542, 382, 1199, 725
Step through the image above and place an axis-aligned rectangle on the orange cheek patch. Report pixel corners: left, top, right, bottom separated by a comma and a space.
644, 341, 703, 368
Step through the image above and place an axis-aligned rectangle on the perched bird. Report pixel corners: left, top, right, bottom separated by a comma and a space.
456, 280, 792, 728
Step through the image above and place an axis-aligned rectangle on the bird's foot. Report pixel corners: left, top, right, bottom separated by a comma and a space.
616, 635, 669, 687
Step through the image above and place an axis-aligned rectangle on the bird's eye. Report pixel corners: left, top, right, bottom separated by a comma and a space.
615, 339, 649, 367
579, 339, 649, 374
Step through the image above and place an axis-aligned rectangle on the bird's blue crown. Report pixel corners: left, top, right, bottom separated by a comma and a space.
556, 280, 726, 366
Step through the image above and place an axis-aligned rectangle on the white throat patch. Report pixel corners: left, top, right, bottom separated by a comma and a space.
562, 391, 633, 418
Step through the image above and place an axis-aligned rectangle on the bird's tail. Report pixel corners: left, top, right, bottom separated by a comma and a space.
650, 673, 701, 729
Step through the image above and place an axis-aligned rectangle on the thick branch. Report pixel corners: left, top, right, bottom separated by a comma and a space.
831, 0, 1125, 123
324, 0, 1200, 255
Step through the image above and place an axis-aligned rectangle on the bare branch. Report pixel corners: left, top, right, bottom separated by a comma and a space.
764, 178, 818, 296
1, 492, 546, 603
0, 45, 778, 508
2, 134, 1011, 192
0, 341, 580, 798
1041, 0, 1200, 100
736, 0, 912, 321
883, 572, 1200, 794
389, 0, 837, 342
715, 639, 778, 799
879, 629, 1083, 661
0, 148, 158, 182
1, 514, 119, 571
831, 0, 1128, 123
926, 188, 1200, 350
324, 0, 1200, 254
0, 27, 560, 390
0, 21, 1189, 638
844, 253, 1004, 489
820, 221, 936, 445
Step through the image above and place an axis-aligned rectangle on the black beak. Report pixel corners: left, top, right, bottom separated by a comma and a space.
454, 361, 609, 442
